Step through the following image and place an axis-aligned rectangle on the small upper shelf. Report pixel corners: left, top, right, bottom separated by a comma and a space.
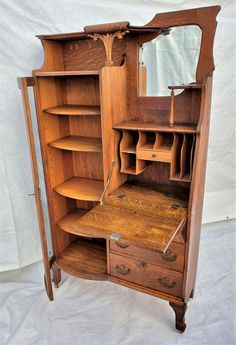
114, 121, 198, 133
35, 70, 99, 77
43, 104, 100, 116
48, 136, 102, 152
168, 83, 202, 90
54, 177, 104, 201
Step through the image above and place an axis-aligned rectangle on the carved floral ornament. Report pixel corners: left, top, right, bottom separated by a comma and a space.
88, 30, 129, 66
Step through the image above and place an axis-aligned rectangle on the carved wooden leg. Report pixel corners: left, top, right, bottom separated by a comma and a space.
52, 264, 61, 288
169, 302, 187, 332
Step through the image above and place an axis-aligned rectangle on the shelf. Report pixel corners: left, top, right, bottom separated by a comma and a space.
168, 83, 202, 89
58, 208, 88, 233
35, 70, 99, 77
48, 136, 102, 152
121, 145, 136, 154
56, 238, 107, 280
43, 104, 100, 116
54, 177, 104, 201
114, 121, 197, 133
170, 173, 190, 182
121, 167, 137, 175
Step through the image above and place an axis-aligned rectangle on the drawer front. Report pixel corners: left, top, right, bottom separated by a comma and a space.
110, 253, 183, 297
137, 149, 171, 163
110, 241, 185, 272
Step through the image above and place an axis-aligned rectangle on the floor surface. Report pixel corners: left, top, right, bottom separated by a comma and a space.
0, 219, 235, 345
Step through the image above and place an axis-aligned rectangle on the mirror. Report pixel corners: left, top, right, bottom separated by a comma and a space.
138, 25, 202, 96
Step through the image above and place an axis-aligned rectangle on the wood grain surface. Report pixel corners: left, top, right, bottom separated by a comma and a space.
48, 136, 102, 152
56, 238, 107, 280
110, 240, 185, 272
54, 177, 104, 201
73, 184, 187, 252
44, 104, 100, 116
110, 253, 183, 297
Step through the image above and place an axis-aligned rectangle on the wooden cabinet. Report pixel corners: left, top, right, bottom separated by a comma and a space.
18, 5, 220, 332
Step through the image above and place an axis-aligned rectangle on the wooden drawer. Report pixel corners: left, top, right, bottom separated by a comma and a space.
110, 253, 183, 297
110, 241, 184, 272
137, 149, 171, 163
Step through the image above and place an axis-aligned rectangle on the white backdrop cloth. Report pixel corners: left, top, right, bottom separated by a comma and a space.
0, 0, 235, 272
0, 220, 235, 345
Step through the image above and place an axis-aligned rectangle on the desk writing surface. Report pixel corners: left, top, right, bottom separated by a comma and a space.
73, 184, 187, 252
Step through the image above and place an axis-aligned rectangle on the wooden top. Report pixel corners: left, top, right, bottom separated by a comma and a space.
36, 24, 163, 41
73, 184, 187, 252
48, 136, 102, 152
54, 177, 104, 201
113, 121, 198, 133
84, 21, 130, 34
43, 105, 100, 116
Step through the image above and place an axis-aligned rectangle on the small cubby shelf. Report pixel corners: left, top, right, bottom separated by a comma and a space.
170, 133, 196, 182
48, 135, 102, 152
118, 128, 196, 182
56, 237, 107, 280
54, 177, 104, 201
43, 105, 101, 116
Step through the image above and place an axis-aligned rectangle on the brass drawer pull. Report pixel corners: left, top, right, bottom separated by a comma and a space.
115, 241, 129, 249
152, 153, 156, 158
115, 264, 130, 275
158, 277, 176, 289
161, 249, 177, 262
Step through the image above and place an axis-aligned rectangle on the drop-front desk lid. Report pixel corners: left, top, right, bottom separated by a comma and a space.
72, 184, 187, 253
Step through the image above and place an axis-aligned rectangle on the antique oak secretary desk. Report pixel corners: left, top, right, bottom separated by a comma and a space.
18, 6, 220, 332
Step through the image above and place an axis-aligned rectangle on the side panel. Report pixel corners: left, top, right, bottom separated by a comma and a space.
183, 77, 213, 300
18, 77, 53, 301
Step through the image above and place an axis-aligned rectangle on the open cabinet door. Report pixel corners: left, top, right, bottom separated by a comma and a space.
65, 183, 187, 253
18, 77, 54, 301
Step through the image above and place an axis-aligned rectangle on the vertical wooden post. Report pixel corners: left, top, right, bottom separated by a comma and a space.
169, 88, 175, 127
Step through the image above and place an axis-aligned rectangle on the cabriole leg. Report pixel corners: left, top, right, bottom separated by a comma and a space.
52, 263, 61, 288
169, 302, 187, 332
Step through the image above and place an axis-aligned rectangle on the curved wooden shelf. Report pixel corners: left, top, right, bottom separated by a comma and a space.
58, 208, 88, 232
48, 136, 102, 152
54, 177, 104, 201
43, 104, 100, 116
58, 208, 103, 238
56, 238, 107, 280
